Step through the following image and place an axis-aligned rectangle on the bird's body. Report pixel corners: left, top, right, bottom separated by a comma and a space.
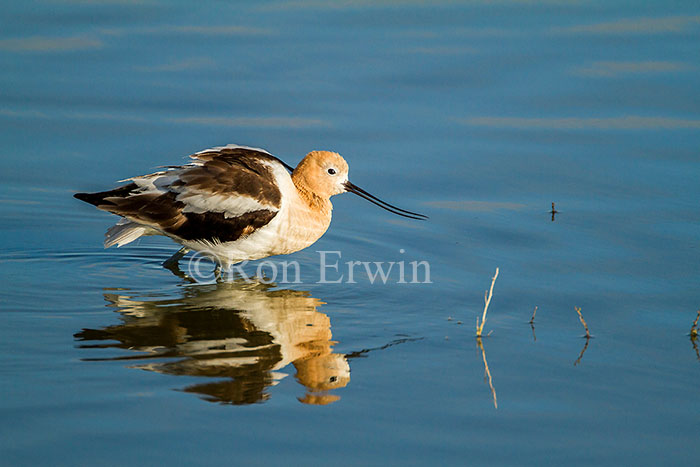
75, 144, 425, 269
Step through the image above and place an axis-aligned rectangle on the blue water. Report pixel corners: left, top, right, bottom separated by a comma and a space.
1, 1, 699, 465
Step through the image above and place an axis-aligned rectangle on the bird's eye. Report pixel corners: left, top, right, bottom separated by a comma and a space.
327, 168, 336, 175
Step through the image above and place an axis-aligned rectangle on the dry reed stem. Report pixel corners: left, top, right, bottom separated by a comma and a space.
574, 306, 591, 338
477, 337, 497, 409
529, 306, 538, 324
691, 310, 700, 338
476, 268, 499, 337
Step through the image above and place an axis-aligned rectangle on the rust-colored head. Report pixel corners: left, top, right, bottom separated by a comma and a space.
292, 150, 349, 200
292, 149, 428, 220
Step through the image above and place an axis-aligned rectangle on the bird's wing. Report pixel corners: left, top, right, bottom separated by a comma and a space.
84, 145, 291, 244
191, 144, 295, 172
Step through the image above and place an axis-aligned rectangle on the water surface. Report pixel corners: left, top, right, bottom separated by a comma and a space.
1, 1, 699, 465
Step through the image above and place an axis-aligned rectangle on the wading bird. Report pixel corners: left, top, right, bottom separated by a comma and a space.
75, 145, 426, 270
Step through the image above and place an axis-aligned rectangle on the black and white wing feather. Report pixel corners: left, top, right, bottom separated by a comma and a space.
75, 145, 291, 246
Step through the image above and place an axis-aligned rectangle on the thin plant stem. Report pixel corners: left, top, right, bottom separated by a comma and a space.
529, 306, 538, 324
476, 268, 499, 337
574, 306, 591, 338
691, 309, 700, 338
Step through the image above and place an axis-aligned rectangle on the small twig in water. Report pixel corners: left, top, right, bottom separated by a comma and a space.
476, 268, 499, 337
573, 307, 592, 365
690, 310, 700, 361
529, 306, 538, 324
574, 306, 591, 338
691, 310, 700, 339
529, 306, 538, 341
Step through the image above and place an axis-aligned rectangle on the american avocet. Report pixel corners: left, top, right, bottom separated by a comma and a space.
75, 144, 426, 269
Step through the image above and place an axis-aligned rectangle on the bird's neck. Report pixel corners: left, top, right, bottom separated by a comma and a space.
291, 173, 333, 217
293, 182, 333, 217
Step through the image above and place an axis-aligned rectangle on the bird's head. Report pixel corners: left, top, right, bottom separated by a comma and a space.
293, 151, 349, 199
293, 150, 427, 220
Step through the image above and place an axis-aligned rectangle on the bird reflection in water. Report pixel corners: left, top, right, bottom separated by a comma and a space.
74, 280, 350, 405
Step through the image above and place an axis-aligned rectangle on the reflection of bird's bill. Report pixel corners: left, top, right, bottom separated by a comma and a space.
78, 279, 348, 405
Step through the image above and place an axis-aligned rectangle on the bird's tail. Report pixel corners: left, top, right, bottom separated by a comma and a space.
74, 183, 137, 208
104, 219, 148, 248
75, 184, 157, 248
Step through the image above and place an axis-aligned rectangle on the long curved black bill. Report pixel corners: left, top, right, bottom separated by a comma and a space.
344, 181, 428, 220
